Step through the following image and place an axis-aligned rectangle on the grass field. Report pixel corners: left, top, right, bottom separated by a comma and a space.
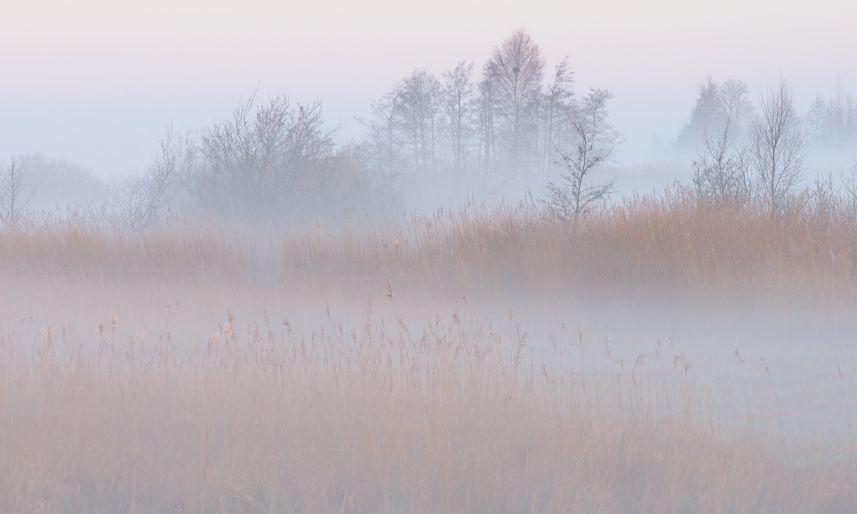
1, 197, 856, 513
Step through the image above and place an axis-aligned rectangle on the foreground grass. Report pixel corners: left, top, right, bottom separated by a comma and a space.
0, 315, 854, 514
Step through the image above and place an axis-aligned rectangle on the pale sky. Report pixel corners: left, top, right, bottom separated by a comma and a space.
1, 0, 855, 177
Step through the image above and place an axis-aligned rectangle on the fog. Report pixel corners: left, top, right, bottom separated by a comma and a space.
2, 1, 857, 512
2, 0, 856, 180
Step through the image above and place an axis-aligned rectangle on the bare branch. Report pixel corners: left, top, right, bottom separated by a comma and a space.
749, 78, 805, 216
546, 89, 618, 222
0, 156, 36, 230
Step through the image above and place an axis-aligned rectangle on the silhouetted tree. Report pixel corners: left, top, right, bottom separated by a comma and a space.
541, 57, 575, 174
691, 90, 753, 208
676, 78, 752, 152
483, 30, 544, 173
361, 88, 404, 176
547, 89, 618, 221
805, 79, 857, 146
397, 70, 442, 174
113, 130, 181, 232
443, 61, 476, 173
192, 94, 335, 218
749, 78, 805, 216
477, 63, 498, 173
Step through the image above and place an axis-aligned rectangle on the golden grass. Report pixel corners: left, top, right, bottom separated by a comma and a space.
1, 199, 856, 513
3, 196, 856, 301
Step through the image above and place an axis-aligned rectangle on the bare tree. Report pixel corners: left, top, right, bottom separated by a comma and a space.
193, 94, 335, 218
806, 93, 828, 144
546, 89, 619, 221
113, 130, 181, 233
718, 80, 753, 136
396, 70, 442, 174
360, 87, 404, 176
749, 78, 805, 216
842, 162, 857, 218
443, 61, 475, 173
190, 92, 394, 223
15, 154, 110, 210
692, 108, 753, 208
805, 79, 857, 147
484, 30, 544, 173
804, 172, 836, 220
0, 156, 35, 230
542, 57, 574, 173
676, 78, 753, 153
363, 72, 442, 176
478, 63, 498, 174
676, 77, 722, 151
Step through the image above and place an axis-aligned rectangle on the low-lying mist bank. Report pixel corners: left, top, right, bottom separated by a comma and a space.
2, 198, 856, 450
5, 196, 857, 357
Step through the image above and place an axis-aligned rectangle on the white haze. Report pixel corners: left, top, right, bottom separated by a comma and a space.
1, 0, 856, 180
3, 4, 857, 511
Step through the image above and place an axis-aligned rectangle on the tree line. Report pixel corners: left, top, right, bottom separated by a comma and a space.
2, 29, 613, 231
3, 30, 857, 231
676, 76, 857, 218
361, 30, 604, 178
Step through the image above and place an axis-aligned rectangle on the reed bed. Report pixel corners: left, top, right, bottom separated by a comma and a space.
0, 315, 854, 514
3, 197, 856, 301
1, 199, 856, 512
